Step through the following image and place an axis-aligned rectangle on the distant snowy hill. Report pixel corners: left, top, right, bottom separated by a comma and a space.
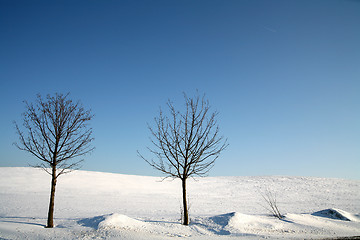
0, 167, 359, 239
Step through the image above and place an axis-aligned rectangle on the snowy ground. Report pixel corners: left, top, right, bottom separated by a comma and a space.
0, 167, 359, 239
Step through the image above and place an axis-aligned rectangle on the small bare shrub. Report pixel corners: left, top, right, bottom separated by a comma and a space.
261, 189, 283, 219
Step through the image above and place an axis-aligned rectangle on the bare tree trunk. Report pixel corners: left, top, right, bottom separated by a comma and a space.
46, 167, 57, 228
182, 178, 189, 225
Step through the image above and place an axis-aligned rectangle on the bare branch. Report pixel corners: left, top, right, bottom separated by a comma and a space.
14, 93, 94, 172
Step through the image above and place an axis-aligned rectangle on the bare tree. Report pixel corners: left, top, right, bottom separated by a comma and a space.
14, 93, 94, 228
139, 93, 228, 225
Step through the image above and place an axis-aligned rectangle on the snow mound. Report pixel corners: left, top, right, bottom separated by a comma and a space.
79, 213, 147, 230
98, 213, 147, 230
227, 212, 274, 230
209, 212, 285, 234
312, 208, 360, 222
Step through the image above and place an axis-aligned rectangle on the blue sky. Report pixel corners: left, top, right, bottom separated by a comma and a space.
1, 0, 359, 179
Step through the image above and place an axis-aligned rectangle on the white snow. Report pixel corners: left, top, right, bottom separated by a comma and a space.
0, 167, 359, 239
98, 213, 147, 230
312, 208, 360, 222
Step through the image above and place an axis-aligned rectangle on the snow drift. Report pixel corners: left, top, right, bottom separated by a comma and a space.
312, 208, 360, 222
80, 213, 147, 230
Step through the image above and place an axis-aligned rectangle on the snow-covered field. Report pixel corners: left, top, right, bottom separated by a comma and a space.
0, 167, 359, 239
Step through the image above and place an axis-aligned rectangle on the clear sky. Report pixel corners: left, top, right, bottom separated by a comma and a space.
1, 0, 359, 179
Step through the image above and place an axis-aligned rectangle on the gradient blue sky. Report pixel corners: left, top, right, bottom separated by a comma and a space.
1, 0, 359, 179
